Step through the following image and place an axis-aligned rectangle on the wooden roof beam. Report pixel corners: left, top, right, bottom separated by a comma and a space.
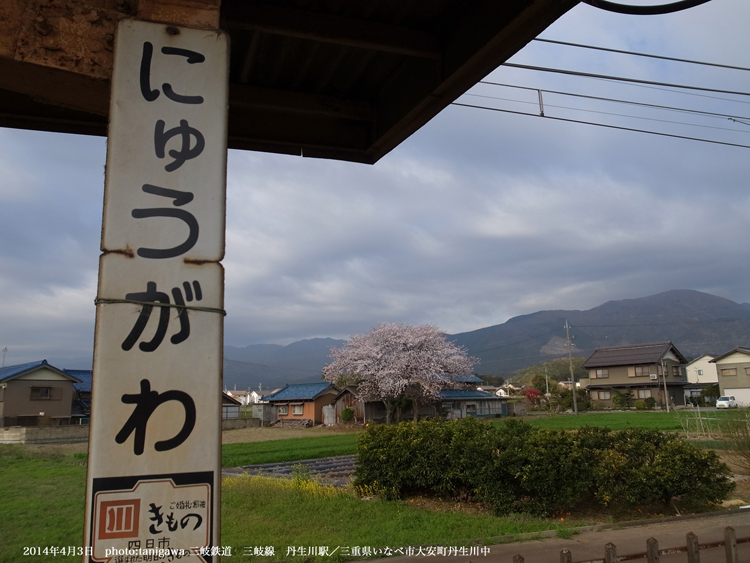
229, 84, 374, 122
221, 3, 441, 59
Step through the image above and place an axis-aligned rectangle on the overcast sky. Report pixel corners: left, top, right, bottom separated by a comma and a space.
2, 0, 749, 367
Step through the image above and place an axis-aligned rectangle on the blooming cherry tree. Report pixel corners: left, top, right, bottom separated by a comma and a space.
323, 322, 478, 423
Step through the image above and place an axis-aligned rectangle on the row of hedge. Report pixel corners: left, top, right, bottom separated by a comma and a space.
354, 418, 734, 516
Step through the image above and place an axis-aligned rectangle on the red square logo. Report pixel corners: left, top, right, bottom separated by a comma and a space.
98, 499, 140, 540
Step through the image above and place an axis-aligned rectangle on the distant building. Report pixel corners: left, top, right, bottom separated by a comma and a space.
683, 354, 718, 403
0, 360, 81, 426
710, 348, 750, 405
263, 382, 340, 425
581, 342, 687, 408
686, 354, 718, 384
64, 369, 92, 418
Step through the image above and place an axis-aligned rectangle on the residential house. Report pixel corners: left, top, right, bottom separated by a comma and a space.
226, 389, 252, 405
64, 369, 92, 419
440, 389, 506, 419
222, 392, 242, 419
455, 374, 483, 387
0, 360, 81, 426
683, 354, 718, 403
581, 342, 688, 408
263, 382, 340, 425
328, 384, 508, 424
709, 347, 750, 405
249, 390, 265, 404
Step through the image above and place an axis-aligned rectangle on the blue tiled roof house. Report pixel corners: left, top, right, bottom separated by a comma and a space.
1, 360, 81, 426
263, 382, 339, 425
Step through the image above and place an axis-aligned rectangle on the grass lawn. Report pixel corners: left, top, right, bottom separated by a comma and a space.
0, 445, 87, 563
222, 475, 582, 563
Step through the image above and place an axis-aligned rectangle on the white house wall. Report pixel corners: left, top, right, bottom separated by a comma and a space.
686, 355, 718, 384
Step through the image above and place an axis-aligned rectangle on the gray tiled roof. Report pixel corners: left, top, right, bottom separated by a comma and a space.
583, 342, 686, 368
439, 389, 501, 400
455, 374, 483, 383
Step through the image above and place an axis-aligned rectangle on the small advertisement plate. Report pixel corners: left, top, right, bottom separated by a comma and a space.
89, 472, 213, 563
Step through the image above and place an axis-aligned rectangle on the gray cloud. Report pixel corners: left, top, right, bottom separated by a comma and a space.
1, 0, 749, 365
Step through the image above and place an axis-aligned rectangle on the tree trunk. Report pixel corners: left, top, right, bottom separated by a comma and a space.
412, 399, 420, 422
384, 400, 392, 424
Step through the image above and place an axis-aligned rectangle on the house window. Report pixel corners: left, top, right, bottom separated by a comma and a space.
595, 369, 609, 379
292, 405, 304, 416
637, 390, 652, 399
634, 366, 650, 377
466, 403, 477, 412
278, 405, 288, 415
672, 366, 680, 376
592, 391, 611, 400
721, 368, 737, 376
745, 367, 750, 375
30, 387, 51, 400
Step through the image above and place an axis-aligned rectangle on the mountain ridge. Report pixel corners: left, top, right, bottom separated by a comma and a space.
47, 289, 750, 388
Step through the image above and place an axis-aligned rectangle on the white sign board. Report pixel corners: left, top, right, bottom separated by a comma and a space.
83, 19, 228, 563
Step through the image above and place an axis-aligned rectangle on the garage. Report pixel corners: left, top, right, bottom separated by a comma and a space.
724, 388, 750, 407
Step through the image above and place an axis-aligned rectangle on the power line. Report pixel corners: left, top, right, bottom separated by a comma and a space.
451, 102, 750, 150
502, 62, 750, 98
478, 81, 750, 121
464, 93, 750, 135
532, 38, 750, 73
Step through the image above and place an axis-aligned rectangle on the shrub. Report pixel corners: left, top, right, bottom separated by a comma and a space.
355, 418, 734, 516
634, 400, 646, 411
648, 441, 734, 507
644, 397, 656, 409
611, 390, 633, 409
699, 384, 720, 406
341, 407, 355, 423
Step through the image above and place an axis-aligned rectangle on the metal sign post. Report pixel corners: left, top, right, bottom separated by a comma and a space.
83, 19, 228, 563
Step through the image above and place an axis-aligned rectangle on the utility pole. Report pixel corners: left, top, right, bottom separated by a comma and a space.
661, 358, 670, 413
1, 347, 7, 367
565, 320, 578, 414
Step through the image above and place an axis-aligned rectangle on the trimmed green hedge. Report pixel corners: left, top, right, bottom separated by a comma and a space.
355, 418, 734, 516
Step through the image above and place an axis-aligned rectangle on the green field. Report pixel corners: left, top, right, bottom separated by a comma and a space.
0, 446, 87, 563
223, 475, 582, 562
517, 411, 685, 431
223, 434, 359, 467
0, 445, 580, 563
2, 411, 738, 562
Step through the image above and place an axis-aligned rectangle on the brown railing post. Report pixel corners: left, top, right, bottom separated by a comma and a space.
647, 537, 660, 563
512, 555, 524, 563
605, 542, 617, 563
725, 527, 738, 563
560, 549, 572, 563
687, 532, 700, 563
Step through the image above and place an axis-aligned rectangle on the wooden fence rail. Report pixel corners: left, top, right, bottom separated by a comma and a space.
511, 527, 747, 563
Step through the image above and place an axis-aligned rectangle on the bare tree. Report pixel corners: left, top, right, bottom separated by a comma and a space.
323, 322, 478, 423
